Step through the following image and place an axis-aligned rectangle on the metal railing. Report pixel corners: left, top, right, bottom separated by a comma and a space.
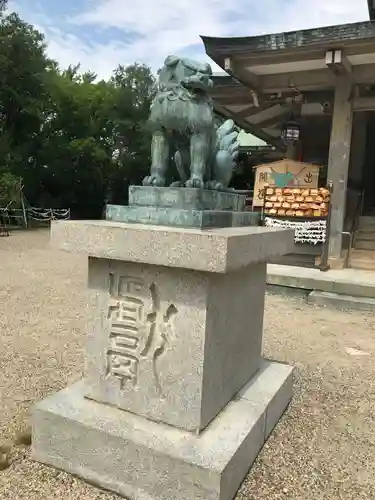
342, 189, 364, 269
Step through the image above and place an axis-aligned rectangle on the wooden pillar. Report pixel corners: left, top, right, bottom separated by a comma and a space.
327, 78, 353, 260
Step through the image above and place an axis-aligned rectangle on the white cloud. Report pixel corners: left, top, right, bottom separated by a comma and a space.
10, 0, 370, 79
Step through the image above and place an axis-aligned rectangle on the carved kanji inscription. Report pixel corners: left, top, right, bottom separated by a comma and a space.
106, 274, 177, 394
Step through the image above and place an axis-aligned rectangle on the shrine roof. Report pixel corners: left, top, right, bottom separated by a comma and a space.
201, 22, 375, 58
203, 20, 375, 149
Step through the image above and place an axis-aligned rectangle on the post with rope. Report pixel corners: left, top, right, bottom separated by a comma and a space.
20, 183, 28, 229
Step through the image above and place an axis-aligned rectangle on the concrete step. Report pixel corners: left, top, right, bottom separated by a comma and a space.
307, 290, 375, 312
269, 253, 316, 268
349, 249, 375, 271
349, 259, 375, 271
350, 249, 375, 260
354, 240, 375, 251
355, 230, 375, 241
267, 264, 375, 299
359, 216, 375, 229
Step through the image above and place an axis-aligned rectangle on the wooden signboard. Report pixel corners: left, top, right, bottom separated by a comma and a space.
252, 159, 321, 208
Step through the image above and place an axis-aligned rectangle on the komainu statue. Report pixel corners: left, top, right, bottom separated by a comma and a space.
143, 55, 240, 191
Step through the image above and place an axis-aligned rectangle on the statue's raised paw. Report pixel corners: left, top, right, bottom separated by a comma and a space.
185, 176, 205, 189
142, 174, 166, 187
205, 180, 225, 191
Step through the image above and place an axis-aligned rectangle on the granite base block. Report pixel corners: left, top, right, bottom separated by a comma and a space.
106, 205, 234, 229
32, 360, 293, 500
128, 186, 246, 211
231, 211, 260, 227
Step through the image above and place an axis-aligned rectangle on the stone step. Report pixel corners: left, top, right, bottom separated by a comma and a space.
349, 259, 375, 271
349, 249, 375, 271
269, 253, 316, 268
350, 249, 375, 260
354, 240, 375, 251
307, 290, 375, 312
355, 230, 375, 241
267, 264, 375, 299
359, 216, 375, 229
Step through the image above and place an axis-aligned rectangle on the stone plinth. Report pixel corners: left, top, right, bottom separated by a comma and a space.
33, 361, 293, 500
32, 220, 295, 500
49, 221, 292, 273
129, 186, 247, 211
85, 257, 266, 431
106, 187, 260, 229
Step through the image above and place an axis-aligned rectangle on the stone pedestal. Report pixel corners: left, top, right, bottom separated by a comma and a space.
107, 186, 260, 228
32, 220, 294, 500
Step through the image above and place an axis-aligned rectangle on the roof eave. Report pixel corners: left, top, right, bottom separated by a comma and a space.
201, 21, 375, 57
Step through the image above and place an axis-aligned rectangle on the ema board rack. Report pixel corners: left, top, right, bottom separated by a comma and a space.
264, 186, 330, 218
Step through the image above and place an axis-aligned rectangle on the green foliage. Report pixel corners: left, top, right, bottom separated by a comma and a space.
0, 172, 22, 207
0, 2, 157, 217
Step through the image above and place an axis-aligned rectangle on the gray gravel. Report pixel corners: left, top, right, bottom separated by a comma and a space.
1, 229, 374, 499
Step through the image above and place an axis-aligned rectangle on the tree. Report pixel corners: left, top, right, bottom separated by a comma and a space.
0, 8, 50, 168
28, 63, 156, 216
28, 70, 115, 216
109, 64, 156, 202
0, 1, 157, 217
0, 171, 22, 207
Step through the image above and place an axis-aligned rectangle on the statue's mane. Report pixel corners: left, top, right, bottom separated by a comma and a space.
149, 89, 214, 134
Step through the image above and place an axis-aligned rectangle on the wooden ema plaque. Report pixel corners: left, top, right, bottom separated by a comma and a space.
252, 159, 321, 208
264, 186, 330, 218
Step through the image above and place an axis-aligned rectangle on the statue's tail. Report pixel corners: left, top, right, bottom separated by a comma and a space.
174, 151, 188, 183
212, 119, 240, 189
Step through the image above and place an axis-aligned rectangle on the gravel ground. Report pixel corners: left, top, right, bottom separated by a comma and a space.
0, 229, 374, 500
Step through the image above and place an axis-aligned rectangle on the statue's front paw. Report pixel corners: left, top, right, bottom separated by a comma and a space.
205, 180, 226, 191
142, 174, 166, 187
170, 181, 184, 187
185, 176, 204, 189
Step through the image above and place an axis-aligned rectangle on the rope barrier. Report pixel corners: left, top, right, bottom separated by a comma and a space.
0, 207, 70, 222
27, 208, 70, 221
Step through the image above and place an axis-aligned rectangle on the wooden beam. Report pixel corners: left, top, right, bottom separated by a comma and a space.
353, 96, 375, 111
325, 49, 352, 76
229, 101, 278, 119
224, 56, 260, 89
301, 103, 326, 116
261, 64, 375, 93
213, 102, 285, 150
261, 69, 335, 92
231, 43, 375, 70
248, 104, 291, 127
236, 49, 327, 68
223, 56, 262, 107
213, 94, 254, 105
232, 104, 258, 119
263, 127, 282, 138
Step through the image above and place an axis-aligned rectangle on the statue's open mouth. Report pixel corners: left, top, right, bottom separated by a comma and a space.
189, 87, 207, 96
182, 82, 207, 92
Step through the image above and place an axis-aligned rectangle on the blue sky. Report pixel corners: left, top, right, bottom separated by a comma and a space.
10, 0, 370, 79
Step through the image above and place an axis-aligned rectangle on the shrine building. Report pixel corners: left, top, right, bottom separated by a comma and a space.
201, 2, 375, 268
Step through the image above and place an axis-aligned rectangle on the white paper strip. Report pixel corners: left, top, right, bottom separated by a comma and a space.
264, 217, 326, 245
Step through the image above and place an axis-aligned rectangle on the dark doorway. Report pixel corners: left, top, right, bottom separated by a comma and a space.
362, 112, 375, 214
